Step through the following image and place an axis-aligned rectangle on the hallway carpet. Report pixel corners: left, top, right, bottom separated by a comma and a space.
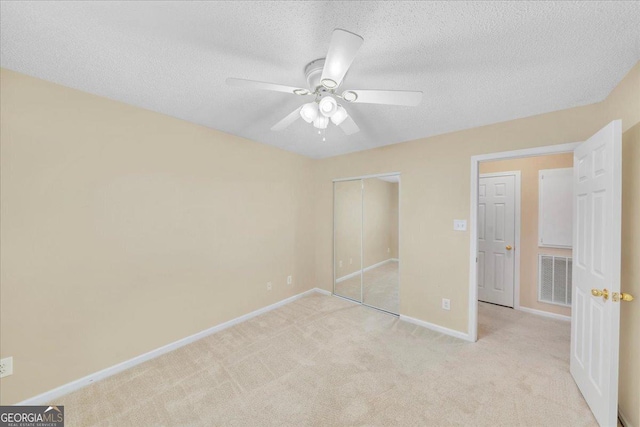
55, 294, 596, 426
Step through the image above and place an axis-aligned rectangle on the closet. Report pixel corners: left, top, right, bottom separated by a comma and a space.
333, 174, 400, 314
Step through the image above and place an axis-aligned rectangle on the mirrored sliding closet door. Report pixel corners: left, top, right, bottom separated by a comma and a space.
333, 174, 400, 314
333, 179, 363, 303
362, 176, 400, 314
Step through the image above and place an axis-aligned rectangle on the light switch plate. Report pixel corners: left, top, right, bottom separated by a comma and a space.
453, 220, 467, 231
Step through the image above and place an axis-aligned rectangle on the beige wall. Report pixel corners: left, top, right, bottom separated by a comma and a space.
334, 180, 362, 278
0, 69, 316, 405
314, 62, 639, 424
480, 154, 574, 317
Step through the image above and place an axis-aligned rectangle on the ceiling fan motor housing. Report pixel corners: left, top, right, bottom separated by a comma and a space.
305, 58, 326, 91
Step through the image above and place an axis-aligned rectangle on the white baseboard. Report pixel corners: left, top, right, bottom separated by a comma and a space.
400, 314, 473, 342
619, 408, 635, 427
516, 306, 571, 321
312, 287, 332, 296
16, 287, 327, 406
336, 258, 397, 283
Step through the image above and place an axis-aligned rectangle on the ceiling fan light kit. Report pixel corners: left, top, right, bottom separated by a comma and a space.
313, 115, 329, 129
319, 96, 338, 117
300, 102, 318, 123
331, 105, 348, 126
227, 28, 423, 137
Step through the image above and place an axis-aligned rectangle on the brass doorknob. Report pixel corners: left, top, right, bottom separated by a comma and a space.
591, 288, 609, 300
506, 245, 512, 250
613, 292, 635, 302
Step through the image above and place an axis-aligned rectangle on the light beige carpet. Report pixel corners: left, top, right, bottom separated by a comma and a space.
362, 261, 399, 313
334, 261, 399, 313
55, 294, 596, 426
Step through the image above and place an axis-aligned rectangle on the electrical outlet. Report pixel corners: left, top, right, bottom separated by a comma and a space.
387, 247, 390, 253
339, 260, 343, 268
442, 298, 451, 311
266, 282, 272, 291
287, 275, 292, 285
349, 258, 353, 265
0, 356, 13, 378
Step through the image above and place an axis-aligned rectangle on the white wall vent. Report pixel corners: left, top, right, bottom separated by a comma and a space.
539, 255, 572, 307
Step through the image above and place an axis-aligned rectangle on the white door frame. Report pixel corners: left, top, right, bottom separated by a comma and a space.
468, 142, 580, 342
478, 171, 521, 309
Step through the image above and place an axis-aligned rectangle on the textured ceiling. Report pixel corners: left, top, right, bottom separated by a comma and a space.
1, 2, 639, 158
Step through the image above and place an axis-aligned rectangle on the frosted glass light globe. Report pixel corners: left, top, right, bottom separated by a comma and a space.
318, 96, 338, 117
313, 115, 329, 129
300, 102, 318, 123
330, 105, 348, 125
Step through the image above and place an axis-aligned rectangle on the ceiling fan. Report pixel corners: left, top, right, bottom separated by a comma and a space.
226, 29, 423, 136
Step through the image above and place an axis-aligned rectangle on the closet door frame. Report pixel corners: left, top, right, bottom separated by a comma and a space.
333, 172, 401, 314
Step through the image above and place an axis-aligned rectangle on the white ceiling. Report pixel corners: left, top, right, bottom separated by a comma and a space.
1, 2, 639, 159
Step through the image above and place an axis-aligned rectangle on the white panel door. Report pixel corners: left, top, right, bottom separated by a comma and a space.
478, 174, 516, 307
571, 120, 622, 427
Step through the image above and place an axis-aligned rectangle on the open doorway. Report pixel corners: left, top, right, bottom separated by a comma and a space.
467, 141, 579, 340
467, 121, 624, 427
477, 153, 573, 321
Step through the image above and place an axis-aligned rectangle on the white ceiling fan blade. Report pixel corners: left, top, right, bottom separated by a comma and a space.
346, 89, 423, 106
320, 29, 364, 89
339, 116, 360, 135
271, 107, 302, 131
226, 78, 310, 96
